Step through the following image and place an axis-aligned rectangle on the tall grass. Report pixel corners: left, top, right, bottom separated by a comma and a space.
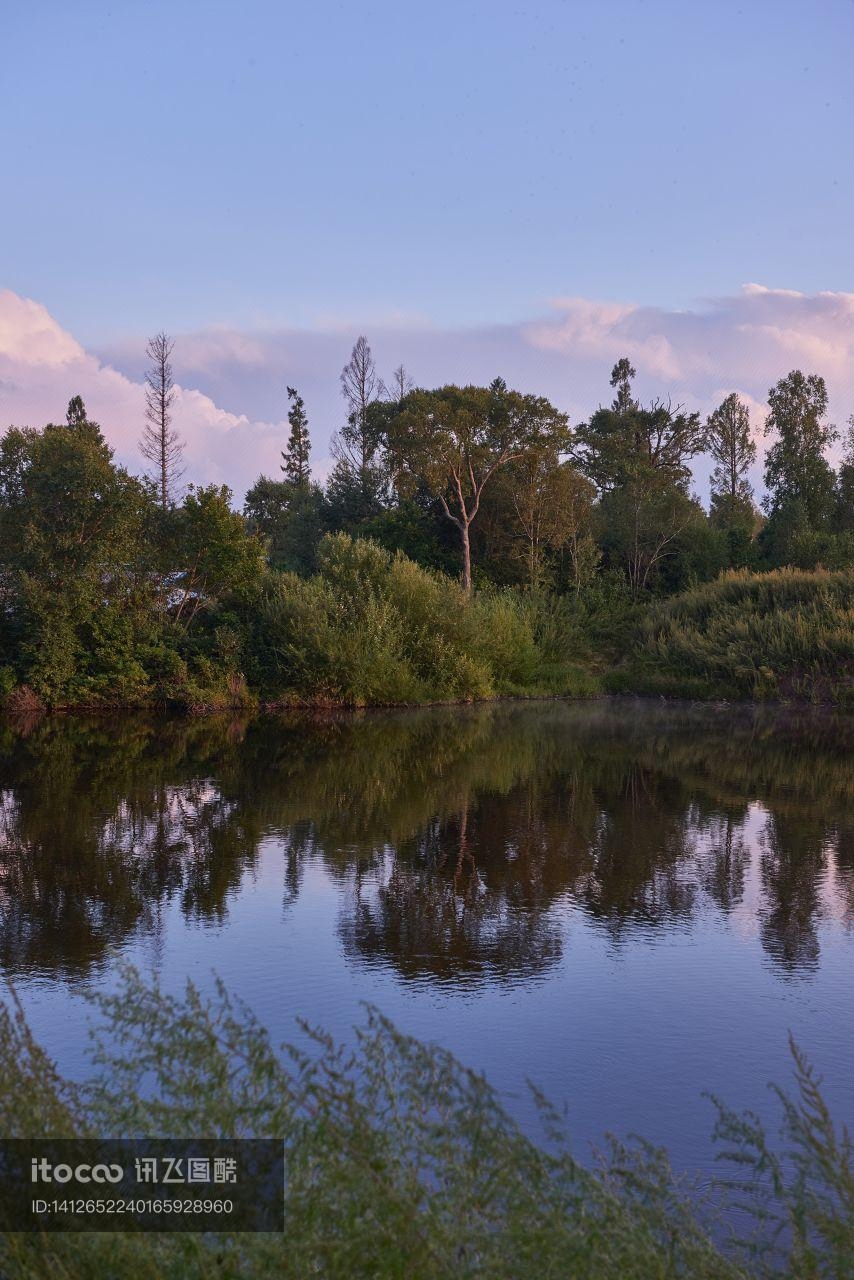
0, 968, 851, 1278
255, 533, 596, 705
611, 568, 854, 704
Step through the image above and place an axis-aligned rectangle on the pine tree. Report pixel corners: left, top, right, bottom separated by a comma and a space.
281, 386, 311, 486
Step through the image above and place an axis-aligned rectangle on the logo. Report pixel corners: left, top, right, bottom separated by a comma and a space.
30, 1159, 123, 1185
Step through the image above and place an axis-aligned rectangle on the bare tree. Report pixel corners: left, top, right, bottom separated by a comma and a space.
381, 363, 414, 406
335, 335, 380, 474
140, 331, 184, 509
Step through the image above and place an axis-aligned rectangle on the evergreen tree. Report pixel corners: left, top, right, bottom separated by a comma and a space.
281, 386, 311, 486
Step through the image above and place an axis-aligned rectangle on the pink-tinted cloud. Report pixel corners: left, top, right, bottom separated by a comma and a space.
0, 290, 285, 501
3, 285, 853, 506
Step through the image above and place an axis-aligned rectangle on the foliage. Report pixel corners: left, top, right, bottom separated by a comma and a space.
0, 967, 851, 1278
388, 380, 569, 592
0, 404, 156, 701
281, 385, 311, 486
761, 372, 838, 566
244, 476, 328, 574
707, 393, 756, 507
254, 533, 587, 704
613, 568, 854, 704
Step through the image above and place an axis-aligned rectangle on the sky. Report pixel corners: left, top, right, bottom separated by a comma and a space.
2, 0, 854, 500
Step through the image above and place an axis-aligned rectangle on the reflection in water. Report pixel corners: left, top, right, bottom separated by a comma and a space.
0, 702, 852, 983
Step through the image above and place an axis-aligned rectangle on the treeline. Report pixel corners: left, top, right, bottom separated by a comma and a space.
247, 344, 854, 593
0, 338, 852, 708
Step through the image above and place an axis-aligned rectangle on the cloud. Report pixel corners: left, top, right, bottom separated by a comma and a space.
2, 284, 853, 506
0, 289, 286, 501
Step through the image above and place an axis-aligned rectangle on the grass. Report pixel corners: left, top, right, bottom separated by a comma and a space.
609, 568, 854, 706
0, 967, 852, 1278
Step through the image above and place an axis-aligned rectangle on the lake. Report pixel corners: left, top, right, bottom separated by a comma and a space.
2, 698, 853, 1179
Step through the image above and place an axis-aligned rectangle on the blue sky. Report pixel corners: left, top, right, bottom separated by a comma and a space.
3, 0, 853, 341
2, 1, 854, 500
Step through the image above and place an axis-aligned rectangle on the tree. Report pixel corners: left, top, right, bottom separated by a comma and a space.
244, 475, 327, 575
760, 371, 838, 566
706, 392, 756, 505
330, 336, 387, 521
837, 418, 854, 533
62, 394, 105, 442
763, 371, 837, 525
169, 485, 265, 631
0, 404, 153, 699
575, 361, 707, 592
388, 380, 569, 593
598, 472, 705, 592
574, 359, 705, 493
610, 357, 637, 414
381, 363, 414, 406
705, 393, 759, 567
506, 451, 596, 588
140, 331, 184, 509
281, 386, 311, 486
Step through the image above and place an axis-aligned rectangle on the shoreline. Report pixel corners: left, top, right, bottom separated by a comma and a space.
2, 685, 851, 720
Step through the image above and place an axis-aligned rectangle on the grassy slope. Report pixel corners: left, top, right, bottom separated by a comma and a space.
609, 568, 854, 706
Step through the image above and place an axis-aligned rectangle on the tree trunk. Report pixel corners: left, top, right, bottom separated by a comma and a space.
460, 522, 472, 595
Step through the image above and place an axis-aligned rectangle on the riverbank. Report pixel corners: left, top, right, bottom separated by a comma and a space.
3, 548, 852, 714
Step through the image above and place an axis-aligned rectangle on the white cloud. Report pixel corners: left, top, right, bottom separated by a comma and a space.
0, 289, 285, 501
3, 284, 853, 506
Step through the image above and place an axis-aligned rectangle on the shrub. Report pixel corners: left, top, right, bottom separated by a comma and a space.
255, 535, 567, 705
614, 568, 854, 704
0, 968, 851, 1278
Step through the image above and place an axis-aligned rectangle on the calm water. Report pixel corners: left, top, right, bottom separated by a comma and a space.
2, 699, 853, 1176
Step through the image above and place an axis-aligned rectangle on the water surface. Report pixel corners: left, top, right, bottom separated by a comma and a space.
2, 699, 852, 1176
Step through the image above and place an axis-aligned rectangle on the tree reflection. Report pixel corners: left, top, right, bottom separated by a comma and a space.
0, 702, 851, 981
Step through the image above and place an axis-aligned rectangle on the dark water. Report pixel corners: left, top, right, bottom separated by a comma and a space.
2, 699, 853, 1176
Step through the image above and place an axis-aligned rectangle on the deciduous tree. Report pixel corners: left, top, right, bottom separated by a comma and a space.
388, 380, 568, 593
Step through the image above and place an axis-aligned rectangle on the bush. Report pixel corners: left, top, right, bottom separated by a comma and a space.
254, 534, 578, 705
614, 568, 854, 704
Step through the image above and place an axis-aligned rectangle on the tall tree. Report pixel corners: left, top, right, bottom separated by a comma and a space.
388, 380, 569, 593
330, 336, 387, 521
763, 371, 837, 527
281, 386, 311, 486
837, 418, 854, 533
706, 392, 756, 504
610, 356, 637, 414
169, 485, 265, 631
705, 393, 758, 566
504, 450, 597, 588
140, 331, 184, 509
575, 361, 706, 591
0, 409, 151, 699
574, 359, 705, 493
